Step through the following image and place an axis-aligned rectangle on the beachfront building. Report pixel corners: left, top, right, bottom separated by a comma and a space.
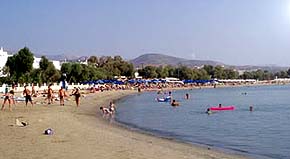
0, 47, 61, 76
0, 47, 13, 77
33, 57, 61, 70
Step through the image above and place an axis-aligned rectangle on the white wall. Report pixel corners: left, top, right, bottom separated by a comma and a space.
0, 47, 12, 77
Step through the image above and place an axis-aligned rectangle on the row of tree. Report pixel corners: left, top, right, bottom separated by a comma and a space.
2, 47, 290, 85
2, 47, 134, 84
138, 65, 290, 80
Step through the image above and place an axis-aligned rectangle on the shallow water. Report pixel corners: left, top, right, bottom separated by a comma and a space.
115, 85, 290, 159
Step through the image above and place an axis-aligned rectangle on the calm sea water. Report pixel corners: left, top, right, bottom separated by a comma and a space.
115, 85, 290, 159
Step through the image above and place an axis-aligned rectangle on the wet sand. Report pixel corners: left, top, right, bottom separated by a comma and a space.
0, 90, 249, 159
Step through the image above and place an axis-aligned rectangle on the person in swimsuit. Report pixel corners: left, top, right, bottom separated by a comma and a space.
31, 85, 36, 97
58, 87, 65, 106
185, 93, 190, 99
23, 86, 33, 107
100, 107, 113, 115
171, 99, 180, 107
206, 108, 212, 115
109, 101, 116, 113
72, 88, 81, 107
9, 85, 16, 107
1, 87, 11, 111
47, 85, 53, 105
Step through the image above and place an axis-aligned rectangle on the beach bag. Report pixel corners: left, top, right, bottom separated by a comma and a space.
44, 128, 54, 135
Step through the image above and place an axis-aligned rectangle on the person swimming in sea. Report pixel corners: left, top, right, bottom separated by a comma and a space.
185, 93, 189, 99
171, 99, 180, 107
249, 105, 253, 111
206, 108, 212, 115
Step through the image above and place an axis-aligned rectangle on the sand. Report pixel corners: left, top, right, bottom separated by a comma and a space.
0, 90, 249, 159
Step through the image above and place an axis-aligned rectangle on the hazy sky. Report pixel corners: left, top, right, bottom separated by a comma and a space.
1, 0, 290, 66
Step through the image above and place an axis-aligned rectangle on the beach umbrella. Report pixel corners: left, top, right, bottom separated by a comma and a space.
128, 79, 136, 84
95, 80, 104, 84
113, 80, 124, 85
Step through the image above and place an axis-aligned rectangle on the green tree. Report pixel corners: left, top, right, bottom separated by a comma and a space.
139, 66, 158, 78
39, 56, 50, 70
87, 56, 98, 66
39, 56, 61, 83
213, 66, 225, 79
203, 65, 214, 78
70, 63, 82, 83
6, 47, 34, 82
197, 68, 210, 80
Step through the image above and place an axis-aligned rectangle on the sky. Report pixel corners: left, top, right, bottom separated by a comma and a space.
1, 0, 290, 66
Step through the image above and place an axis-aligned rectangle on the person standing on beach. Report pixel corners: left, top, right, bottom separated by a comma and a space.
47, 84, 53, 105
109, 101, 116, 113
58, 87, 66, 106
72, 87, 81, 107
31, 85, 36, 97
10, 85, 16, 107
23, 86, 33, 108
1, 88, 11, 111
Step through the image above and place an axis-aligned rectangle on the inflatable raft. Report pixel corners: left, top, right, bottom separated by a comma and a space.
156, 96, 171, 102
210, 106, 235, 111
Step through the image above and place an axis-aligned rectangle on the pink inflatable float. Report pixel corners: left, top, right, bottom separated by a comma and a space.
210, 106, 235, 111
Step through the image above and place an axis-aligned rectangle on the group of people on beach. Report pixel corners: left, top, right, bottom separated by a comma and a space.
1, 85, 84, 111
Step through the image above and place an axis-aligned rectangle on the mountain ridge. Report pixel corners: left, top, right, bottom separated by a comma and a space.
130, 53, 224, 68
35, 52, 288, 72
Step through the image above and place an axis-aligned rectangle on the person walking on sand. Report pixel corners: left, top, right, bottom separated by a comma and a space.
1, 88, 12, 111
72, 87, 81, 107
23, 86, 33, 108
58, 87, 66, 106
47, 84, 53, 105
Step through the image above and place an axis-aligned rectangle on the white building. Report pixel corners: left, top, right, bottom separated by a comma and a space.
0, 47, 13, 77
0, 47, 61, 77
33, 57, 61, 70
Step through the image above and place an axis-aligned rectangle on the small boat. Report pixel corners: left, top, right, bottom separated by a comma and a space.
210, 106, 235, 111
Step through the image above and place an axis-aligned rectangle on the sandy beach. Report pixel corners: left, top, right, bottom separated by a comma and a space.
0, 90, 249, 159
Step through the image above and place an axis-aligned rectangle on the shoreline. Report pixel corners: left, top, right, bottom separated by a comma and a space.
0, 89, 250, 159
87, 90, 252, 159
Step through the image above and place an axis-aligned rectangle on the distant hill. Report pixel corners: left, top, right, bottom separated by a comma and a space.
34, 52, 288, 72
35, 54, 88, 62
130, 53, 224, 68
